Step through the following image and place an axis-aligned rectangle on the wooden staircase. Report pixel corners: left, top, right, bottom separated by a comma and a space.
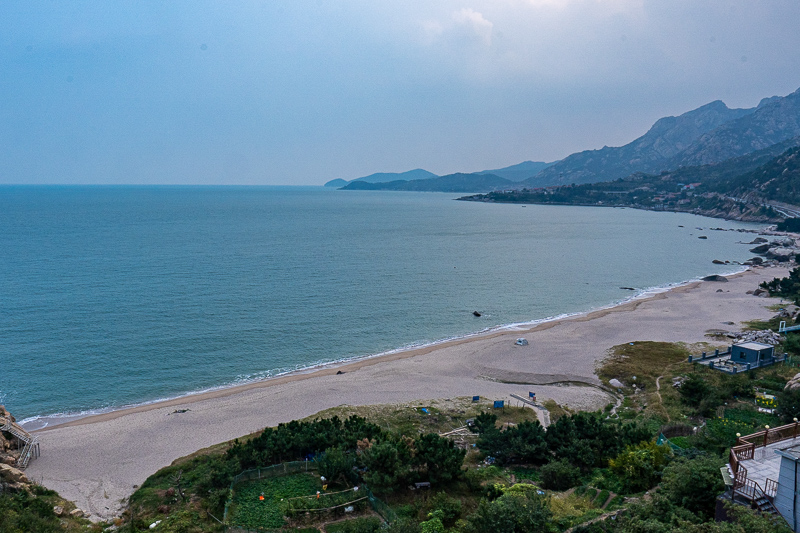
733, 466, 785, 525
0, 416, 39, 469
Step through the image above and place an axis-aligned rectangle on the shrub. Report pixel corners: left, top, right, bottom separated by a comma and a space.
413, 433, 466, 485
464, 488, 551, 533
660, 455, 724, 519
316, 446, 356, 485
608, 441, 671, 493
678, 374, 711, 408
540, 459, 581, 491
361, 439, 410, 491
778, 387, 800, 423
423, 492, 462, 528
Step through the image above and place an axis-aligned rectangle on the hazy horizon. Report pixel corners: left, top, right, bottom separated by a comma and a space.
2, 1, 800, 186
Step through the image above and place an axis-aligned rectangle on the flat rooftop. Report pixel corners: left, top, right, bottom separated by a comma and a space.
739, 436, 800, 488
734, 341, 773, 351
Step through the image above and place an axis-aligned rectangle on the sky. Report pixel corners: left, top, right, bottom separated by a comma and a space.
2, 1, 800, 186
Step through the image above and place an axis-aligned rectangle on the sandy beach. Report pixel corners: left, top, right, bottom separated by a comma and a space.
25, 265, 789, 520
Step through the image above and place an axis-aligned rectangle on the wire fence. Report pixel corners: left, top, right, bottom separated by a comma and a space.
223, 461, 395, 532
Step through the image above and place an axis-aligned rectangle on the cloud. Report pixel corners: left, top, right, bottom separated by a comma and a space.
418, 7, 494, 48
452, 8, 493, 46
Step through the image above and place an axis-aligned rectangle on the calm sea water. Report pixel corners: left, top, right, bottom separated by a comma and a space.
0, 186, 763, 424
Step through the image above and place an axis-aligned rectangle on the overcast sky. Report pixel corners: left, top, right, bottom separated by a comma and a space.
2, 1, 800, 185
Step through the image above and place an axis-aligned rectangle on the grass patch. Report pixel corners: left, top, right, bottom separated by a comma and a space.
229, 472, 322, 530
0, 485, 103, 533
542, 399, 570, 423
593, 490, 610, 507
743, 317, 784, 331
548, 492, 604, 532
597, 342, 690, 392
325, 516, 383, 533
307, 398, 538, 436
723, 407, 781, 428
509, 466, 541, 482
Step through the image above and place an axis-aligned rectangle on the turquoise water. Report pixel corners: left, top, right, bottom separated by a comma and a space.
0, 186, 762, 424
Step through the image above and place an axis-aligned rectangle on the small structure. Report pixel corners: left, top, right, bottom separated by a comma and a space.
515, 338, 528, 346
690, 341, 785, 374
730, 342, 775, 365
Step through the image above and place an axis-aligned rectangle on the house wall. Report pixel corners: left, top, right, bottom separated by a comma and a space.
775, 456, 800, 531
731, 346, 758, 363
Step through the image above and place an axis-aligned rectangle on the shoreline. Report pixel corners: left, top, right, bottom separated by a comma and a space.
26, 267, 748, 433
24, 264, 789, 520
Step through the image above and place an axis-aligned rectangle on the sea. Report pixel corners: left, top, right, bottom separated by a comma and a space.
0, 186, 767, 427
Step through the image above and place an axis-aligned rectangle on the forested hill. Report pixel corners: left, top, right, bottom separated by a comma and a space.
458, 142, 800, 223
722, 145, 800, 205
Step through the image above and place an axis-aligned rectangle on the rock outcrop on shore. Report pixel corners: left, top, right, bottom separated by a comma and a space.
0, 405, 30, 491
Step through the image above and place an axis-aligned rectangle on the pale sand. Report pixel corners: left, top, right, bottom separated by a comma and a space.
26, 266, 789, 520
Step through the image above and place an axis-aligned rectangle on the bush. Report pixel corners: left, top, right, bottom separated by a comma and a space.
660, 455, 724, 519
608, 441, 671, 493
778, 387, 800, 423
423, 492, 462, 528
477, 420, 549, 466
385, 517, 422, 533
540, 459, 582, 491
471, 412, 498, 434
316, 446, 356, 485
361, 439, 411, 491
413, 433, 466, 485
678, 374, 711, 408
464, 487, 551, 533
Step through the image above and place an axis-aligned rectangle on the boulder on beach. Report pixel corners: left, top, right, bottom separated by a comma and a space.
702, 275, 728, 282
766, 247, 799, 261
750, 244, 771, 254
772, 238, 796, 247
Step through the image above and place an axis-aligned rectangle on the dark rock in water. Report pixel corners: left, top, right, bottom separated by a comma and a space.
473, 311, 482, 317
336, 370, 346, 375
712, 259, 725, 264
751, 237, 768, 244
749, 256, 764, 264
620, 287, 636, 291
702, 275, 728, 282
678, 225, 684, 227
698, 236, 708, 239
750, 244, 771, 254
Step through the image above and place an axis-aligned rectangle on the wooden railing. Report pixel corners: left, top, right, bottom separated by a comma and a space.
765, 478, 778, 499
734, 473, 781, 517
729, 420, 800, 475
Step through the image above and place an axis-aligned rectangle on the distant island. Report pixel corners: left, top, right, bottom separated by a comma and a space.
324, 161, 554, 191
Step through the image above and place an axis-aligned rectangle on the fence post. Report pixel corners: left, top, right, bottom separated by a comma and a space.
764, 427, 770, 447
